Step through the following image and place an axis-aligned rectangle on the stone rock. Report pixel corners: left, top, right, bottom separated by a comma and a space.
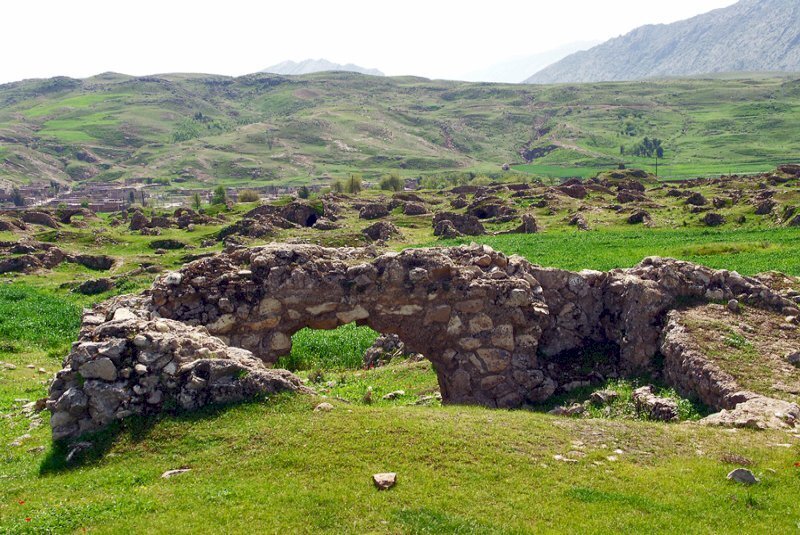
364, 334, 406, 368
73, 254, 114, 271
568, 213, 589, 230
78, 358, 117, 381
363, 221, 400, 242
65, 441, 93, 463
314, 402, 334, 412
787, 351, 800, 368
359, 204, 389, 220
754, 199, 776, 215
590, 390, 619, 405
373, 472, 397, 490
549, 403, 585, 416
432, 212, 485, 236
701, 213, 725, 227
403, 202, 428, 216
557, 184, 587, 199
161, 468, 192, 479
382, 390, 405, 400
685, 192, 707, 206
433, 219, 463, 239
627, 210, 650, 224
21, 211, 60, 228
727, 468, 759, 485
727, 299, 740, 313
129, 211, 148, 231
632, 386, 678, 421
76, 278, 114, 295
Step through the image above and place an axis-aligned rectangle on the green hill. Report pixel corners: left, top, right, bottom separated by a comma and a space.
1, 71, 800, 188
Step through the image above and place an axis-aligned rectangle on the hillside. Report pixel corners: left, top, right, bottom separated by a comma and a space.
262, 59, 384, 77
1, 71, 800, 192
526, 0, 800, 84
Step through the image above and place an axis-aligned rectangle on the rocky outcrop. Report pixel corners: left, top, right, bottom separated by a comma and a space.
21, 211, 60, 228
432, 212, 485, 236
48, 245, 799, 440
362, 221, 401, 242
359, 203, 390, 220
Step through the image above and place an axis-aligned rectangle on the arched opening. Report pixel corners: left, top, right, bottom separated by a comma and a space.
273, 322, 440, 405
304, 213, 318, 227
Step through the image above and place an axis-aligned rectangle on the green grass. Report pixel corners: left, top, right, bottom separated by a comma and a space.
429, 227, 800, 275
2, 393, 799, 533
0, 283, 82, 351
275, 323, 379, 371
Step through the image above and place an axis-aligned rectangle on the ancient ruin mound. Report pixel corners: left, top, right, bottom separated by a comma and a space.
48, 244, 800, 440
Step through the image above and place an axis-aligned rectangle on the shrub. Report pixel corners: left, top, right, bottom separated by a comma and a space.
238, 189, 260, 203
211, 185, 228, 205
379, 173, 403, 191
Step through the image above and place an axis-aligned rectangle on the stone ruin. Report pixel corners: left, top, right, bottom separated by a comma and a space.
48, 243, 800, 440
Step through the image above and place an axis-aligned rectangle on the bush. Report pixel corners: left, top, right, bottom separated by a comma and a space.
379, 173, 403, 192
238, 189, 260, 203
298, 185, 311, 199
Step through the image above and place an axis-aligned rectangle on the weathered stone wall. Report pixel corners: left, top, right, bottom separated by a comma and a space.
148, 244, 556, 409
47, 243, 799, 441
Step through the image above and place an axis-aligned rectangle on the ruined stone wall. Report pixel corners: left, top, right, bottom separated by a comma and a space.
47, 243, 799, 441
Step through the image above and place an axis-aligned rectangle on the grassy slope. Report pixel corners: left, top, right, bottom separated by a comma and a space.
1, 74, 799, 187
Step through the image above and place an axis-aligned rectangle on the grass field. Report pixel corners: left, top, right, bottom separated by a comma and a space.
428, 227, 800, 276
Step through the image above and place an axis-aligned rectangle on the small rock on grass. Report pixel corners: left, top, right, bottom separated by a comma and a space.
373, 472, 397, 490
727, 468, 759, 485
161, 468, 192, 479
787, 351, 800, 368
382, 390, 405, 400
727, 299, 741, 313
314, 402, 334, 412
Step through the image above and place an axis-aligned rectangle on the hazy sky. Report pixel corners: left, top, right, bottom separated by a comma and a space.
1, 0, 738, 84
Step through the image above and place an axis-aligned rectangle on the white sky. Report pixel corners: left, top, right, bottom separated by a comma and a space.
1, 0, 738, 84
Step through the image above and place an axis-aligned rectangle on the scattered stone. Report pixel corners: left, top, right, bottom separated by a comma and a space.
727, 468, 759, 485
727, 299, 741, 313
432, 212, 485, 236
382, 390, 405, 400
75, 278, 115, 295
314, 402, 334, 412
786, 351, 800, 368
432, 219, 463, 239
590, 390, 619, 405
66, 441, 93, 463
632, 386, 679, 421
373, 472, 397, 490
359, 204, 390, 220
364, 334, 406, 368
549, 403, 585, 417
161, 468, 192, 479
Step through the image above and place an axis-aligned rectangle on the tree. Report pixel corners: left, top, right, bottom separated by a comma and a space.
80, 199, 90, 209
211, 185, 227, 205
331, 180, 344, 193
11, 188, 24, 207
191, 192, 202, 211
298, 186, 311, 199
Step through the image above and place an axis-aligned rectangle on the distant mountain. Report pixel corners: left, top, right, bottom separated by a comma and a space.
460, 41, 600, 83
526, 0, 800, 84
262, 59, 383, 77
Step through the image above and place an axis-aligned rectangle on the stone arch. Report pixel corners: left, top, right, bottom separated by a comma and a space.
48, 243, 800, 441
149, 244, 556, 408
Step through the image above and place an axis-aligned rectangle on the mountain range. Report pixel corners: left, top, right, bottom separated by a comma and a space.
526, 0, 800, 83
262, 59, 383, 77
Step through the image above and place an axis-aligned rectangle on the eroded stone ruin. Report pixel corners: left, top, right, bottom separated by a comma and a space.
48, 244, 800, 440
